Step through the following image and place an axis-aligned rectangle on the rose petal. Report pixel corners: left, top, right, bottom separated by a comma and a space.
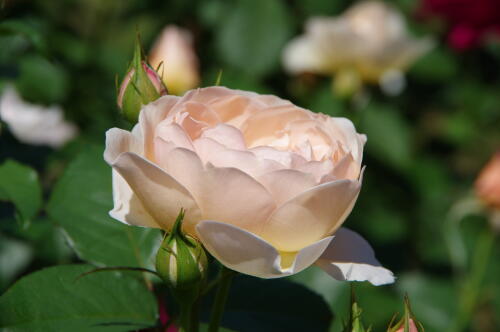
315, 227, 395, 285
111, 152, 201, 233
201, 123, 247, 150
139, 95, 180, 159
196, 220, 333, 278
155, 122, 194, 150
243, 106, 312, 148
157, 147, 277, 234
257, 169, 317, 206
261, 179, 361, 252
109, 170, 159, 228
104, 128, 143, 164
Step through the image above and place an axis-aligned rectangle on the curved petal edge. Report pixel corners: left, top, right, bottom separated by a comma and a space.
315, 227, 395, 286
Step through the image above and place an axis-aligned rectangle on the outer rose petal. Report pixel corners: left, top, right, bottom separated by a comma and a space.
104, 128, 143, 164
110, 170, 159, 228
110, 152, 201, 234
316, 227, 395, 285
196, 220, 333, 278
261, 179, 361, 252
139, 95, 180, 160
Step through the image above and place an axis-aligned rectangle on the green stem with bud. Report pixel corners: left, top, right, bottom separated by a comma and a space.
208, 265, 234, 332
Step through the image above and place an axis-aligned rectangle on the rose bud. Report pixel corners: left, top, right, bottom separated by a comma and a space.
117, 37, 167, 123
387, 296, 422, 332
155, 209, 208, 306
475, 152, 500, 210
148, 25, 200, 96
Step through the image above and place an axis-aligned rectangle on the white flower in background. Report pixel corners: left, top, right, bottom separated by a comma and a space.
0, 86, 77, 148
149, 25, 200, 96
283, 1, 432, 96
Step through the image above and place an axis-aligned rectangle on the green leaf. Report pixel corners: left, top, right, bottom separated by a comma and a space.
47, 144, 161, 268
16, 55, 69, 104
205, 275, 332, 332
0, 264, 157, 331
409, 47, 458, 82
360, 104, 412, 171
0, 19, 46, 54
0, 160, 42, 228
215, 0, 292, 77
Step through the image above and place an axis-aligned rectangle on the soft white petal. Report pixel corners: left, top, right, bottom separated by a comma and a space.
316, 227, 395, 285
104, 128, 143, 164
196, 220, 333, 278
109, 170, 159, 228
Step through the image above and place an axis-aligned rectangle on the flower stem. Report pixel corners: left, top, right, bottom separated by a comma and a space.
448, 228, 495, 332
208, 266, 234, 332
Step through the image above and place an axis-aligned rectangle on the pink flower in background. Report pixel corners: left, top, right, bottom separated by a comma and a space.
149, 26, 200, 96
421, 0, 500, 50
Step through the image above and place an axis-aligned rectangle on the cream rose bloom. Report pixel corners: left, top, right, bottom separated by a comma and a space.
283, 1, 432, 95
104, 86, 394, 285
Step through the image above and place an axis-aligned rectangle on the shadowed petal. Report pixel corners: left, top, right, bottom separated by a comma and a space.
316, 227, 395, 286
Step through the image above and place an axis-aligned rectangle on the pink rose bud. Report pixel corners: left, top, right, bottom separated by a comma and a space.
148, 25, 199, 96
117, 36, 167, 123
387, 296, 422, 332
394, 319, 418, 332
475, 151, 500, 210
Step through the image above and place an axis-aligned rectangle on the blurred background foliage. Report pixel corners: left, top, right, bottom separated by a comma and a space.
0, 0, 499, 331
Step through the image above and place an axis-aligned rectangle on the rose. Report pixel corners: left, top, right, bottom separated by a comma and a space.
283, 1, 432, 96
104, 86, 394, 285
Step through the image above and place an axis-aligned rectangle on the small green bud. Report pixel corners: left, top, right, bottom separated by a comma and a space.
155, 209, 208, 305
387, 295, 422, 332
117, 35, 167, 123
